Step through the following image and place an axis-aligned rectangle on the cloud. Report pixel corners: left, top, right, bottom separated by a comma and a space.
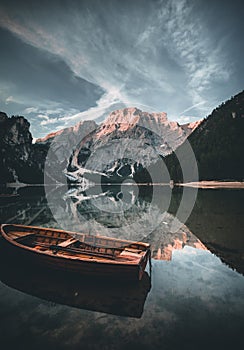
37, 114, 49, 120
58, 88, 126, 124
5, 95, 14, 103
178, 116, 190, 123
24, 107, 39, 114
40, 117, 58, 125
0, 24, 104, 132
0, 1, 188, 114
157, 0, 231, 109
179, 101, 206, 116
0, 0, 240, 138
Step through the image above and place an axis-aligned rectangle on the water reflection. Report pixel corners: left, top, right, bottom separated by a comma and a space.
0, 186, 244, 349
0, 252, 151, 318
0, 185, 207, 259
0, 246, 243, 350
0, 185, 243, 274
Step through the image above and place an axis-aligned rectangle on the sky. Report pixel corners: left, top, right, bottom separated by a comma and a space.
0, 0, 243, 138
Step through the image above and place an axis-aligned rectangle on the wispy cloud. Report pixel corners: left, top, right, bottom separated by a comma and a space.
24, 107, 39, 114
178, 116, 191, 123
0, 0, 235, 136
59, 88, 126, 123
157, 0, 231, 109
179, 101, 206, 116
37, 114, 49, 120
0, 2, 179, 112
5, 95, 14, 104
40, 117, 58, 126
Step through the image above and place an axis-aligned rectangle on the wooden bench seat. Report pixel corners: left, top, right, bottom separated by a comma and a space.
57, 237, 78, 248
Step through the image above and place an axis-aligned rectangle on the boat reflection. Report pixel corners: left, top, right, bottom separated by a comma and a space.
0, 252, 151, 318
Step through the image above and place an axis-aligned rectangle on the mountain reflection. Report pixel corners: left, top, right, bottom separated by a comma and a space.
54, 184, 207, 261
1, 184, 243, 274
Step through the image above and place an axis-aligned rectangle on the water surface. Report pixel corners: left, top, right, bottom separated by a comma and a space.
0, 186, 243, 349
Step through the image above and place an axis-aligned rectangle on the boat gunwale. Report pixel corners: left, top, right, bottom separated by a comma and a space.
0, 224, 150, 267
1, 224, 150, 247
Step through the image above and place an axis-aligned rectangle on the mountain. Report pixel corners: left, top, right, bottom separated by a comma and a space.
0, 112, 40, 184
4, 89, 243, 186
36, 120, 98, 184
0, 107, 199, 185
165, 91, 244, 181
36, 120, 97, 164
66, 107, 199, 183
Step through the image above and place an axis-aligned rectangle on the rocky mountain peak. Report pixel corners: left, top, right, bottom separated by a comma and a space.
0, 113, 35, 184
36, 119, 97, 144
96, 107, 169, 139
0, 113, 32, 146
104, 107, 167, 125
65, 107, 200, 183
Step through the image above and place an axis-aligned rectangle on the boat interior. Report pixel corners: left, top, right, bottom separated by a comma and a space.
3, 225, 149, 262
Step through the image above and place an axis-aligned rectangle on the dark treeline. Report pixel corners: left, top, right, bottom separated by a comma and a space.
164, 90, 244, 182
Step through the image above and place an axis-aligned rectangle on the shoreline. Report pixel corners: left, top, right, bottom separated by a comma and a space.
177, 181, 244, 189
1, 181, 244, 190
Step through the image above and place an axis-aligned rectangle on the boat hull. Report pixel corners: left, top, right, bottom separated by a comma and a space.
0, 225, 151, 281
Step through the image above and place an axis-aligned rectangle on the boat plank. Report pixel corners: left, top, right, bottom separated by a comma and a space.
57, 238, 78, 247
10, 231, 35, 240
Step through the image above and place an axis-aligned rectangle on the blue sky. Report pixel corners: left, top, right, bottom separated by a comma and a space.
0, 0, 243, 138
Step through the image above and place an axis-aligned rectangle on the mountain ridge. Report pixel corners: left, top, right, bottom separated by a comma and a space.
65, 107, 200, 182
0, 91, 243, 185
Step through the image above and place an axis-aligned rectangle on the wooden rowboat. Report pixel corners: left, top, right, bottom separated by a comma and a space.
0, 224, 151, 281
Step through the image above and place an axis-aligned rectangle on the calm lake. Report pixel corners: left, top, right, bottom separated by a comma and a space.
0, 185, 243, 350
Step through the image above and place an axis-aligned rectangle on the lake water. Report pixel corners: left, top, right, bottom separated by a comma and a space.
0, 185, 243, 349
